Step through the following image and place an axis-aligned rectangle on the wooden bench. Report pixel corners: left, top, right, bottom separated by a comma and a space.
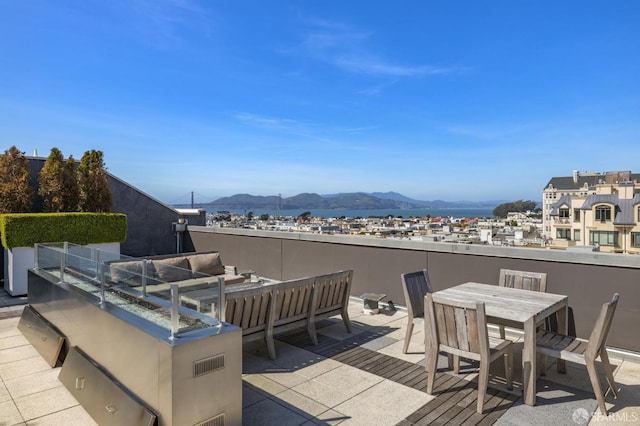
224, 270, 353, 359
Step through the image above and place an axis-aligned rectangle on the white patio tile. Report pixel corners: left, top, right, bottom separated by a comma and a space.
0, 356, 51, 381
334, 379, 432, 425
0, 399, 24, 425
3, 368, 63, 400
312, 365, 384, 399
0, 333, 29, 350
24, 404, 97, 425
14, 386, 79, 421
0, 345, 40, 366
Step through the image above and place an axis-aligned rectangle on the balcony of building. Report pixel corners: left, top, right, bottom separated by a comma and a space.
1, 226, 640, 425
552, 217, 573, 226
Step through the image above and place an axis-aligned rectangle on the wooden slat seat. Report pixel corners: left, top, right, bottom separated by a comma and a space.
401, 270, 433, 354
424, 293, 513, 414
536, 293, 619, 415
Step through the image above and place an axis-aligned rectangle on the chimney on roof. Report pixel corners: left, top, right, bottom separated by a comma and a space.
573, 170, 579, 184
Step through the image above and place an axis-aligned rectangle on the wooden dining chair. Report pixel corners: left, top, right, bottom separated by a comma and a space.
497, 269, 548, 338
401, 270, 433, 353
424, 293, 513, 414
536, 293, 619, 415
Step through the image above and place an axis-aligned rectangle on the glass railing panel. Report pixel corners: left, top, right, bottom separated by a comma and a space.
33, 243, 223, 337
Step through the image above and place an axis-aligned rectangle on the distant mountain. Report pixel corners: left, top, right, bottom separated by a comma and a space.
370, 192, 505, 209
284, 193, 326, 209
209, 193, 282, 209
208, 192, 506, 210
369, 191, 427, 207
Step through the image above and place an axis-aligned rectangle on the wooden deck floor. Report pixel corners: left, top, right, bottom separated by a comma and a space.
276, 324, 519, 425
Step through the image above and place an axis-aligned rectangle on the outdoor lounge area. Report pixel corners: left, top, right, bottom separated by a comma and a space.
1, 289, 639, 425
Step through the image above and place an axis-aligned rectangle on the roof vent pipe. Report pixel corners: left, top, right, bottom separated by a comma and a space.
573, 170, 579, 184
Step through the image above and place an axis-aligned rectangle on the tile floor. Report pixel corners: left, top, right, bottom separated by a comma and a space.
1, 292, 639, 425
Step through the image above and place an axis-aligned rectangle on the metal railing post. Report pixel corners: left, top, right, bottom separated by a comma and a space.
218, 276, 225, 322
100, 263, 107, 305
93, 248, 100, 280
60, 242, 68, 282
169, 283, 179, 340
34, 244, 40, 269
141, 260, 148, 296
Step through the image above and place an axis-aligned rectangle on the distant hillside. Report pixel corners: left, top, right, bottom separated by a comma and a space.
370, 192, 504, 209
209, 192, 506, 210
211, 192, 403, 209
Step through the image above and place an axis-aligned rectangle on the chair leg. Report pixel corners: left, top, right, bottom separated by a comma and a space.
403, 321, 414, 354
425, 345, 438, 395
307, 318, 318, 345
265, 332, 277, 360
477, 359, 489, 414
599, 350, 618, 399
446, 354, 460, 373
341, 306, 352, 333
586, 358, 608, 415
539, 353, 547, 376
504, 347, 513, 390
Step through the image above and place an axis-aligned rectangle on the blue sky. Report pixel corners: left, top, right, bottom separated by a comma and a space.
1, 1, 639, 205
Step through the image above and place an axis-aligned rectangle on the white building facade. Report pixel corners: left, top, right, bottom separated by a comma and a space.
544, 170, 640, 253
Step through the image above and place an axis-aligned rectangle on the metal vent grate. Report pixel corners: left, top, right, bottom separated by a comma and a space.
194, 413, 224, 426
193, 354, 224, 377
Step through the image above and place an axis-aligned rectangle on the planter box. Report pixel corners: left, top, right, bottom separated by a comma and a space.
4, 242, 120, 296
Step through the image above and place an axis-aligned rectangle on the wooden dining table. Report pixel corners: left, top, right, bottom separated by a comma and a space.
431, 282, 568, 406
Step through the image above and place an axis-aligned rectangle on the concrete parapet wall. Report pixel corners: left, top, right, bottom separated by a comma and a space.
188, 226, 640, 354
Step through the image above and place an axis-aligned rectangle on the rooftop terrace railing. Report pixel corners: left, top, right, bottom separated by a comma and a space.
187, 226, 640, 355
33, 242, 224, 338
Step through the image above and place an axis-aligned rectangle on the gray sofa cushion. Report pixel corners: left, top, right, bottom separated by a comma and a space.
187, 252, 225, 276
109, 260, 144, 283
151, 257, 191, 282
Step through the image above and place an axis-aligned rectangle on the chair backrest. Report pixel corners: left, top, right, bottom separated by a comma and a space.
401, 270, 433, 319
225, 286, 274, 336
312, 270, 353, 314
499, 269, 548, 292
273, 276, 315, 325
585, 293, 619, 359
424, 293, 489, 358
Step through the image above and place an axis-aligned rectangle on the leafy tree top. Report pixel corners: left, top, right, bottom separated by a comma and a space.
78, 150, 112, 212
0, 146, 34, 213
492, 200, 537, 218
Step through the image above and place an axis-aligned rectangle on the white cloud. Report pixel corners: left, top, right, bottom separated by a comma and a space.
298, 18, 461, 78
117, 0, 212, 50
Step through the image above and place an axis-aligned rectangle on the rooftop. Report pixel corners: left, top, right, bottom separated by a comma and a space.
1, 292, 639, 425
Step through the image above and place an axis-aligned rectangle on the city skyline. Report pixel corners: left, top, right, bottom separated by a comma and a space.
1, 1, 639, 204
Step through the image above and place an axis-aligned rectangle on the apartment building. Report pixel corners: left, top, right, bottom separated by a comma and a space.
545, 170, 640, 253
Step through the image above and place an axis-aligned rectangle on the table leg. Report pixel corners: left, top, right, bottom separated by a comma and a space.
556, 304, 568, 373
523, 317, 537, 406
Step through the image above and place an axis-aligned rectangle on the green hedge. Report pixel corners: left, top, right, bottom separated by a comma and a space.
0, 213, 128, 249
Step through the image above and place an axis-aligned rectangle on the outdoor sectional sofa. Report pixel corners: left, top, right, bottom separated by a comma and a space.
106, 251, 245, 293
224, 269, 353, 359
